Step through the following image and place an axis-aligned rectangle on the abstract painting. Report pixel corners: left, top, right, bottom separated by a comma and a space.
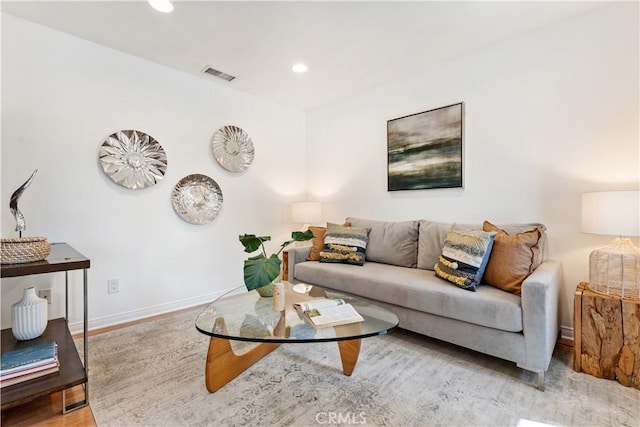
387, 103, 463, 191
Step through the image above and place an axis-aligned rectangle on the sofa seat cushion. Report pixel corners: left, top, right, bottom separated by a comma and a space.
294, 261, 523, 332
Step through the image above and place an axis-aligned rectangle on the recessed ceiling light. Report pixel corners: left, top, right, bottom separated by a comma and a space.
292, 63, 308, 73
148, 0, 174, 13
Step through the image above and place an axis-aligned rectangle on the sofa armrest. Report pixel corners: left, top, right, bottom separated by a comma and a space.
283, 246, 312, 282
520, 260, 562, 373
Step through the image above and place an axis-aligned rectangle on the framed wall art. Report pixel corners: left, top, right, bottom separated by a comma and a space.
387, 103, 463, 191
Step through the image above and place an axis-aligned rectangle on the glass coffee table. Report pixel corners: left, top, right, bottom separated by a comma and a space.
195, 281, 398, 393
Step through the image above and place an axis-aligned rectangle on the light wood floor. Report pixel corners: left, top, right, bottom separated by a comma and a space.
1, 385, 95, 427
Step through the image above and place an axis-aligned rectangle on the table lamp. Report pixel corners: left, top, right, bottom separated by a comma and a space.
581, 190, 640, 299
291, 201, 322, 230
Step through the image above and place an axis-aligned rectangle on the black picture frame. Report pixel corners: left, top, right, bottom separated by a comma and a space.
387, 102, 464, 191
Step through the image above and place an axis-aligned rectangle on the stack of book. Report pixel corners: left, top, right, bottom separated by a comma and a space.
1, 341, 59, 388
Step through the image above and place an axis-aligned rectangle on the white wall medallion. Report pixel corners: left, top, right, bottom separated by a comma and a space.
211, 125, 254, 172
99, 130, 168, 189
171, 174, 223, 224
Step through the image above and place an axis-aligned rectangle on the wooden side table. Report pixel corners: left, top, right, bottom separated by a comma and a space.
574, 282, 640, 389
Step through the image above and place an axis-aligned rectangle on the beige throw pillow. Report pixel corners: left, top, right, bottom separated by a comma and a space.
482, 221, 543, 295
306, 226, 327, 261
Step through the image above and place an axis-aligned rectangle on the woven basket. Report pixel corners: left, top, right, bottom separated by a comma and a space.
1, 237, 51, 264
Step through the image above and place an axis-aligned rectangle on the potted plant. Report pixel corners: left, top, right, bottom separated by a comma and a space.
239, 230, 313, 296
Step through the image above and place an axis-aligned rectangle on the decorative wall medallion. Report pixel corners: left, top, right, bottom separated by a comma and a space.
171, 174, 223, 224
211, 125, 255, 172
99, 130, 168, 189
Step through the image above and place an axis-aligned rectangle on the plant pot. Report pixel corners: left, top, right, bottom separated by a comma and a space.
255, 282, 274, 297
12, 287, 48, 341
255, 276, 282, 298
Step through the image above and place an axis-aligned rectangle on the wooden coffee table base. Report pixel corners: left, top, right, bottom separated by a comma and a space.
205, 337, 279, 393
205, 336, 362, 393
337, 339, 361, 376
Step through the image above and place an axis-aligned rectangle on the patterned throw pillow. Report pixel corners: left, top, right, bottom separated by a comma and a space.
319, 226, 370, 266
306, 222, 351, 261
434, 229, 496, 291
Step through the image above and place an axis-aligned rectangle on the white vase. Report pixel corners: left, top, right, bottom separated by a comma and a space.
12, 287, 48, 341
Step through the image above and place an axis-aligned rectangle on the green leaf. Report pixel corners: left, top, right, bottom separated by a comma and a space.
292, 229, 314, 241
240, 229, 314, 291
239, 234, 271, 254
243, 253, 282, 291
278, 229, 315, 252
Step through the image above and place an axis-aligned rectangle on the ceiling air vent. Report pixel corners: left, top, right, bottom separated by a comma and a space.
202, 66, 236, 82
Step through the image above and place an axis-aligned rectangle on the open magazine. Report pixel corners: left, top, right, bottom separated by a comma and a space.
293, 298, 364, 328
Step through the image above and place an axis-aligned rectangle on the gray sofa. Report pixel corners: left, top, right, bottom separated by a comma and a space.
285, 217, 562, 390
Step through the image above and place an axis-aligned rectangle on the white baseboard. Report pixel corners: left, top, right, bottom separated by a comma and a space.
560, 325, 574, 343
68, 289, 231, 335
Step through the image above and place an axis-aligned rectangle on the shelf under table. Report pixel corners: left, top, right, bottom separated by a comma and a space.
1, 318, 87, 410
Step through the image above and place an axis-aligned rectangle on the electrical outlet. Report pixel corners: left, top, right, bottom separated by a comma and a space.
38, 288, 53, 304
107, 278, 120, 294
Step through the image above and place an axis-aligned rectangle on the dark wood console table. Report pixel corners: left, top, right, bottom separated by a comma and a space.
1, 242, 90, 413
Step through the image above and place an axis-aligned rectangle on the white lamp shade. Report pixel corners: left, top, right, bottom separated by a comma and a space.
291, 202, 322, 224
581, 191, 640, 237
148, 0, 174, 13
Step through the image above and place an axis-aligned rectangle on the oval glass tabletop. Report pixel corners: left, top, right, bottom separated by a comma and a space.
195, 282, 398, 343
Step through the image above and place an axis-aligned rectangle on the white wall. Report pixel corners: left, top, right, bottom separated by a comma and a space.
1, 14, 307, 332
2, 3, 638, 337
305, 3, 639, 332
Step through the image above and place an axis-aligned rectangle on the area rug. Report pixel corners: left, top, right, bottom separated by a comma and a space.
82, 308, 639, 426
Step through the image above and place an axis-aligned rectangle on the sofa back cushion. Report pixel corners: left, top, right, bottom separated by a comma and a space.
346, 218, 419, 268
417, 220, 454, 271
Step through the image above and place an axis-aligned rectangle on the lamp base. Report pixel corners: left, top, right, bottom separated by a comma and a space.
588, 237, 640, 300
